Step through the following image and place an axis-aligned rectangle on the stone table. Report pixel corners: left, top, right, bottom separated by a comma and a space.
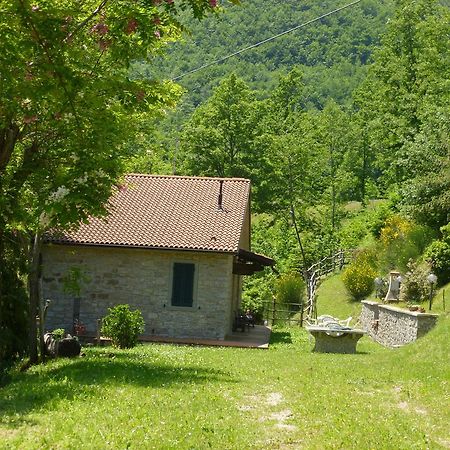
306, 326, 366, 354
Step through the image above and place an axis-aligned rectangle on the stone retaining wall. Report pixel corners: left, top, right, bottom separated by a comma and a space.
360, 300, 438, 348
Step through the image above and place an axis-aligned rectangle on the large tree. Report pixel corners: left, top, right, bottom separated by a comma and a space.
0, 0, 230, 363
313, 101, 355, 232
180, 73, 267, 183
355, 0, 449, 191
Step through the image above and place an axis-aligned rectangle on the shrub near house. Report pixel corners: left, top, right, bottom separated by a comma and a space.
101, 305, 144, 348
424, 223, 450, 285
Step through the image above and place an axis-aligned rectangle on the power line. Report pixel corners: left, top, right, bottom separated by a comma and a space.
172, 0, 362, 81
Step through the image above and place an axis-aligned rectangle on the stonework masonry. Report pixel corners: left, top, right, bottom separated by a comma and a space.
42, 244, 238, 340
360, 300, 439, 348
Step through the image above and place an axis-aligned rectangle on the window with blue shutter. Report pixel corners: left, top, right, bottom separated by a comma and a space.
171, 262, 195, 307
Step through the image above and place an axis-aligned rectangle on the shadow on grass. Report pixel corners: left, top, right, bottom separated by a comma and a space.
269, 330, 293, 345
0, 352, 235, 422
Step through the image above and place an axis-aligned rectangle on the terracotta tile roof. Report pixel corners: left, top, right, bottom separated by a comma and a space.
48, 174, 250, 253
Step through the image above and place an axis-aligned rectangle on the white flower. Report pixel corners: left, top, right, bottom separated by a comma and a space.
48, 186, 69, 202
75, 174, 88, 184
39, 212, 50, 227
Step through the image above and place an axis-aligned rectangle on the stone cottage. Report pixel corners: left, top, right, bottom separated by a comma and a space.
42, 174, 274, 340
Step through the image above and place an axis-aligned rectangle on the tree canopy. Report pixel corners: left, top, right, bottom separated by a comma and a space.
0, 0, 232, 363
143, 0, 394, 110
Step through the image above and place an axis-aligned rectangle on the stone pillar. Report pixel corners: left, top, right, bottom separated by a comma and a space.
384, 271, 401, 302
360, 300, 380, 339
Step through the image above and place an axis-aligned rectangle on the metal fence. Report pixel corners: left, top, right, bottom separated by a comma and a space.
263, 298, 304, 326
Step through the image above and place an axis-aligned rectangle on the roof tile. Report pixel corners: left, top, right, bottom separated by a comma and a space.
48, 174, 250, 253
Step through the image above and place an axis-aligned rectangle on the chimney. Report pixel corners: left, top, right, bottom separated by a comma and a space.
218, 180, 223, 210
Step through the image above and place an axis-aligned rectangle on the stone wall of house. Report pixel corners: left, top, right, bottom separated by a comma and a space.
42, 244, 236, 340
360, 301, 438, 348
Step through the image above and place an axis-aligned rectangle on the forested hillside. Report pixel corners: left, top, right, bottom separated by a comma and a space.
128, 0, 396, 179
135, 0, 394, 110
130, 0, 449, 219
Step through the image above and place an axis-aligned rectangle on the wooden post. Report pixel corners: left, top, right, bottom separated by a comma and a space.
272, 295, 276, 326
96, 318, 102, 345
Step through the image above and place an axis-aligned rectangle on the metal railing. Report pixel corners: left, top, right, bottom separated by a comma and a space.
263, 298, 304, 326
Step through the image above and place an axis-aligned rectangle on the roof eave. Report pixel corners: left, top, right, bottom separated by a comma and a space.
44, 240, 238, 254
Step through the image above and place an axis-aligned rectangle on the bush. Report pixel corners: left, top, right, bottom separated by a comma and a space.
0, 267, 29, 363
342, 250, 377, 300
425, 240, 450, 286
276, 273, 305, 305
52, 328, 65, 340
101, 304, 144, 348
274, 273, 305, 324
424, 223, 450, 285
400, 260, 432, 304
0, 360, 14, 388
368, 203, 392, 238
378, 215, 435, 271
241, 271, 275, 323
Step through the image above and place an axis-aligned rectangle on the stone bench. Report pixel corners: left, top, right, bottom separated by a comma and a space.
306, 326, 366, 354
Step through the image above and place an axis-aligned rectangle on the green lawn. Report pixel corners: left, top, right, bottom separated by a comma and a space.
1, 311, 449, 449
315, 273, 362, 320
1, 277, 449, 449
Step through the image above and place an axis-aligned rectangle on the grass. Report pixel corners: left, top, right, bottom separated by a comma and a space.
315, 272, 363, 320
343, 199, 387, 214
1, 280, 449, 449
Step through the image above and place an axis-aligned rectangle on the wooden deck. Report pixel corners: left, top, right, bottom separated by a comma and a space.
81, 325, 271, 349
140, 325, 271, 349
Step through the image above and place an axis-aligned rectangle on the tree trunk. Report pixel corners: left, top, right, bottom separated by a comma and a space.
0, 123, 20, 174
28, 232, 42, 364
38, 253, 46, 362
0, 171, 5, 308
361, 131, 368, 205
0, 229, 6, 338
0, 226, 4, 325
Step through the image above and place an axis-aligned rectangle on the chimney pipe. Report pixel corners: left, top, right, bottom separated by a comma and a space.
218, 180, 223, 210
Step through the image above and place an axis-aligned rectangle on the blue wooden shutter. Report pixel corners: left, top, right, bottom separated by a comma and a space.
172, 263, 195, 307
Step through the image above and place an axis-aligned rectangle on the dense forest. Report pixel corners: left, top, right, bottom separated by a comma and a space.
130, 0, 395, 157
143, 0, 394, 107
1, 0, 449, 364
